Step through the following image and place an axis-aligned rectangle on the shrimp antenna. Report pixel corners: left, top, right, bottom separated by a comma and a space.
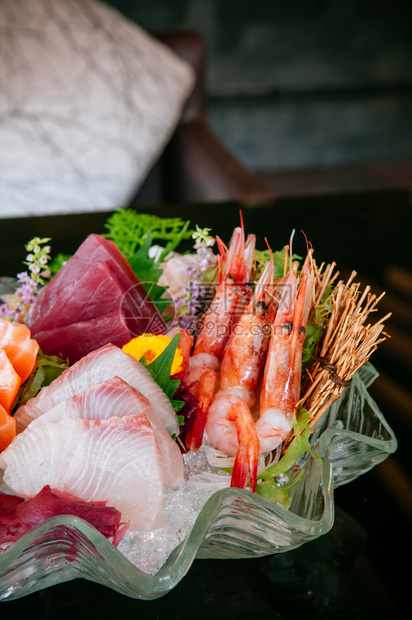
215, 236, 227, 282
300, 229, 313, 275
239, 209, 244, 233
288, 229, 295, 273
301, 229, 313, 254
264, 237, 275, 270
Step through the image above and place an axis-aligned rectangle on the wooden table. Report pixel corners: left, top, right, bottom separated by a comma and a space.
1, 189, 411, 618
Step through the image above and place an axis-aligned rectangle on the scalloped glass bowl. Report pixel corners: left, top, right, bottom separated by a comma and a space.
0, 365, 396, 602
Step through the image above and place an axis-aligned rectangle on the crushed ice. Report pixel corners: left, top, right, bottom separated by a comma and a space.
117, 448, 231, 574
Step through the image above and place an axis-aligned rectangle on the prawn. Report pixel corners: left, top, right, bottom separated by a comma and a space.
204, 258, 275, 491
255, 252, 314, 454
184, 225, 256, 450
166, 326, 194, 380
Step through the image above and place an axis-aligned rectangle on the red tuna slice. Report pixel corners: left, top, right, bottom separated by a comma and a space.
26, 234, 166, 336
0, 485, 128, 546
28, 259, 156, 338
0, 490, 25, 512
28, 260, 126, 335
32, 310, 134, 364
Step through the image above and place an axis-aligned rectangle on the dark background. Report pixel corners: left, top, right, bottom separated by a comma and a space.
105, 0, 412, 174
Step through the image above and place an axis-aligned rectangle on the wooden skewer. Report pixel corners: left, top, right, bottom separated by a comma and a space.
282, 260, 390, 454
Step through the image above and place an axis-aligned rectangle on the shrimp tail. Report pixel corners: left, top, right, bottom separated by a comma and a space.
227, 400, 260, 492
186, 368, 218, 451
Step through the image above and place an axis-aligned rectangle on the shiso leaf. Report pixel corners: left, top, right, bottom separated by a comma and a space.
127, 233, 171, 316
140, 333, 183, 413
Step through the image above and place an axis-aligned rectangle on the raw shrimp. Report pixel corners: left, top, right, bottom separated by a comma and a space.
184, 225, 256, 450
255, 255, 314, 454
204, 259, 275, 491
166, 326, 194, 380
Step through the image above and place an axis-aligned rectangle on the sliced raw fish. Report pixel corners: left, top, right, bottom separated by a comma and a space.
0, 415, 166, 531
27, 234, 136, 324
0, 485, 128, 547
32, 311, 134, 365
26, 234, 166, 337
14, 344, 179, 436
30, 376, 183, 488
28, 260, 131, 334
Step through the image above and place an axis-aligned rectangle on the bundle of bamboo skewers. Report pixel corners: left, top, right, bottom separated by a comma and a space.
283, 259, 391, 452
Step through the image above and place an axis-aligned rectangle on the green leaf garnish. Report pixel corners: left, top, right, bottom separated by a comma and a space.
255, 470, 304, 508
255, 408, 322, 505
12, 350, 68, 412
140, 333, 184, 413
259, 409, 321, 482
127, 233, 171, 316
103, 210, 194, 261
48, 253, 72, 275
302, 322, 324, 370
253, 248, 301, 281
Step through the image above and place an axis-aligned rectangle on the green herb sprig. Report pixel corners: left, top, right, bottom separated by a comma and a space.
103, 210, 194, 262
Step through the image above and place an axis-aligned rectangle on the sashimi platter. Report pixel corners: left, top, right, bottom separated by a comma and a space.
0, 210, 396, 600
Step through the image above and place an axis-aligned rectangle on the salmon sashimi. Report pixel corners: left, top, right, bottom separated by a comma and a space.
0, 404, 17, 452
13, 344, 179, 436
0, 349, 22, 414
0, 414, 166, 531
0, 319, 39, 383
29, 376, 183, 488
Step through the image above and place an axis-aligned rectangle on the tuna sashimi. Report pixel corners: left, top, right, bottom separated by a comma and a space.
28, 260, 132, 335
14, 344, 179, 436
29, 376, 183, 488
26, 234, 166, 339
0, 489, 24, 512
0, 415, 166, 531
0, 485, 128, 546
32, 311, 135, 365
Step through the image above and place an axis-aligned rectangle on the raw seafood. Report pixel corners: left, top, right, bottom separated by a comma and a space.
25, 234, 167, 363
0, 485, 128, 546
29, 376, 183, 488
0, 415, 167, 531
0, 319, 39, 383
13, 344, 179, 436
31, 311, 137, 365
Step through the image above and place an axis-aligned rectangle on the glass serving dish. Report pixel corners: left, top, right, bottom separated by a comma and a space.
0, 364, 396, 602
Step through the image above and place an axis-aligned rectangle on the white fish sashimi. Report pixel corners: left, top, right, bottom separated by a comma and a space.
14, 344, 179, 436
29, 376, 183, 489
0, 415, 166, 531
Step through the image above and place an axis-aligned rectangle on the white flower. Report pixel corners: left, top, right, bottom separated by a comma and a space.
148, 244, 165, 263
